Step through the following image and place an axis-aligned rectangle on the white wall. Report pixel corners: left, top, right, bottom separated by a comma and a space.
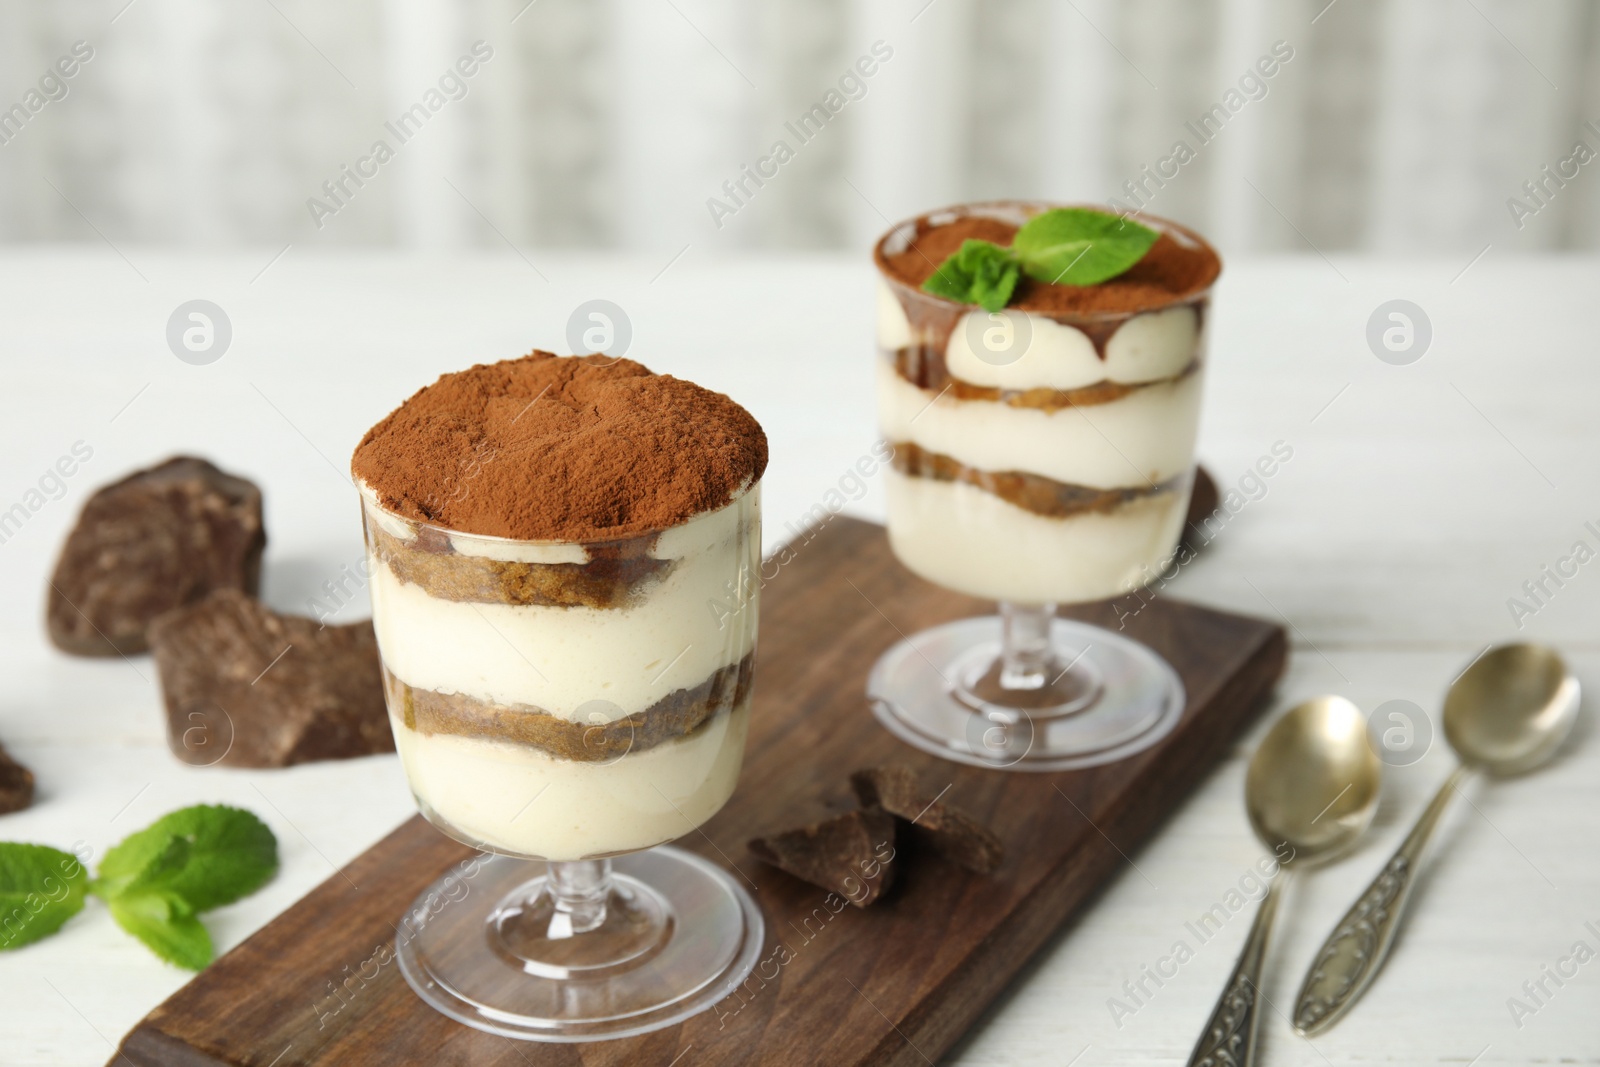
1, 0, 1597, 254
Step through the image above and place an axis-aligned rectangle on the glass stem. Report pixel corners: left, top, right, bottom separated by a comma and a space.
543, 858, 612, 939
999, 601, 1056, 691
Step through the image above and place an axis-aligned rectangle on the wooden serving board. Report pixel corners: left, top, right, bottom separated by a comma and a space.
109, 515, 1285, 1067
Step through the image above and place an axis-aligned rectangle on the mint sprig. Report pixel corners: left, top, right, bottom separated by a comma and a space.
95, 804, 278, 911
919, 208, 1159, 309
1013, 207, 1160, 286
108, 890, 213, 971
0, 844, 88, 950
920, 239, 1020, 313
0, 804, 277, 970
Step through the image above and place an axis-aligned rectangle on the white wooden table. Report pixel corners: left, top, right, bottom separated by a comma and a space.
0, 248, 1594, 1065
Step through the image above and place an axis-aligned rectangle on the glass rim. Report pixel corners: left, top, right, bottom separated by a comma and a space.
871, 199, 1221, 324
357, 478, 760, 551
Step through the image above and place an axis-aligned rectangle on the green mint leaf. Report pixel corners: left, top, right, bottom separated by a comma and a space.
115, 835, 192, 896
920, 239, 1020, 313
108, 890, 213, 971
1012, 208, 1159, 287
0, 843, 88, 950
94, 805, 277, 913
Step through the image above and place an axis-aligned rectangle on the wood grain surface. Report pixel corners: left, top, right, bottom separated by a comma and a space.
109, 516, 1285, 1067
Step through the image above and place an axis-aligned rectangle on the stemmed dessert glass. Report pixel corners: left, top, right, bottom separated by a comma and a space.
868, 202, 1217, 771
359, 483, 763, 1041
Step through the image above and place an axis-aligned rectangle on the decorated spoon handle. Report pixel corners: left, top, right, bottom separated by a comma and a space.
1292, 765, 1470, 1036
1186, 874, 1283, 1067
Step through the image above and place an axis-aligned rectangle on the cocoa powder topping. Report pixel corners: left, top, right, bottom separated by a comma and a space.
351, 352, 767, 542
876, 206, 1220, 316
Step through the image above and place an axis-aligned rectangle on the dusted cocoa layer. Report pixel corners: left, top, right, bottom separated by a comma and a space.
384, 652, 755, 761
887, 348, 1199, 409
351, 352, 768, 543
874, 203, 1219, 383
890, 442, 1182, 519
875, 205, 1220, 318
369, 521, 671, 608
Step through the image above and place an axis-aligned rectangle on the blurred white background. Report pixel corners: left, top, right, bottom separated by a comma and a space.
2, 0, 1598, 256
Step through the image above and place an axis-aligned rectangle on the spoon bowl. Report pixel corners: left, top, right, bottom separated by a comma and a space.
1444, 643, 1580, 776
1187, 696, 1381, 1067
1294, 642, 1581, 1036
1247, 695, 1383, 865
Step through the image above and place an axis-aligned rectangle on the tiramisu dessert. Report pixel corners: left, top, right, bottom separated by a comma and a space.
868, 203, 1218, 771
352, 352, 764, 860
353, 352, 767, 1041
875, 202, 1219, 603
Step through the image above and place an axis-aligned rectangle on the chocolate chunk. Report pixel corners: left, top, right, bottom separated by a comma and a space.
851, 765, 1004, 875
148, 590, 393, 768
47, 457, 265, 656
1180, 465, 1219, 551
0, 744, 35, 814
749, 808, 897, 907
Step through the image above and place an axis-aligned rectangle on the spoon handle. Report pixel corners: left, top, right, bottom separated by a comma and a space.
1292, 765, 1470, 1036
1186, 874, 1283, 1067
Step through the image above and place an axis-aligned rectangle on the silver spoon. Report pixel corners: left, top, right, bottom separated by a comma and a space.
1293, 643, 1580, 1036
1187, 696, 1382, 1067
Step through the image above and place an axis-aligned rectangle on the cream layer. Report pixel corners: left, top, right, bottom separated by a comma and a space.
876, 280, 1201, 389
395, 703, 750, 860
367, 488, 760, 721
884, 468, 1190, 604
876, 357, 1203, 490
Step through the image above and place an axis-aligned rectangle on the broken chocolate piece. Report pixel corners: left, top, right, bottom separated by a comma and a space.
47, 457, 266, 656
749, 808, 897, 907
148, 589, 393, 768
1180, 465, 1220, 551
851, 765, 1004, 875
0, 744, 35, 814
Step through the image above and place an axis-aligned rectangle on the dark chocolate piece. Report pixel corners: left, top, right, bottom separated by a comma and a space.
749, 808, 897, 907
851, 765, 1004, 875
47, 457, 265, 656
0, 744, 35, 814
1180, 465, 1220, 551
148, 590, 393, 768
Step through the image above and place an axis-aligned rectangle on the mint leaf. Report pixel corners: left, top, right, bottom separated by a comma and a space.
0, 843, 88, 950
94, 805, 276, 912
108, 890, 213, 970
116, 835, 192, 896
920, 210, 1159, 310
920, 239, 1020, 313
0, 806, 274, 967
1013, 208, 1159, 287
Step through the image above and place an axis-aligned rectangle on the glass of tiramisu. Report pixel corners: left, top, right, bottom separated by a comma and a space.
352, 352, 765, 1040
870, 202, 1219, 770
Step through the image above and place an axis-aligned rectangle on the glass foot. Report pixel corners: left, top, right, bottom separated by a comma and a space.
868, 614, 1185, 771
395, 846, 763, 1042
